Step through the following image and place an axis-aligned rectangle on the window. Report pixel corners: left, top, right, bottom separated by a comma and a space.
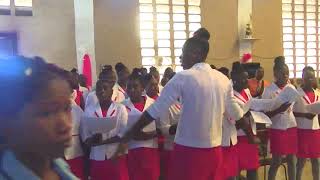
139, 0, 201, 74
15, 0, 33, 16
282, 0, 320, 78
0, 0, 10, 15
0, 0, 32, 16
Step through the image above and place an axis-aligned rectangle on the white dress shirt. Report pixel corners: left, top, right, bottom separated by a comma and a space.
64, 101, 84, 160
82, 102, 128, 160
262, 83, 297, 130
147, 63, 243, 148
122, 96, 158, 149
158, 102, 181, 150
293, 87, 320, 130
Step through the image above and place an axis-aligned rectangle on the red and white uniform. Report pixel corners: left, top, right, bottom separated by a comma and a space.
85, 87, 125, 110
65, 101, 85, 180
262, 83, 297, 155
82, 102, 129, 180
114, 83, 127, 103
146, 63, 244, 180
221, 109, 239, 178
72, 89, 84, 109
157, 102, 181, 179
123, 96, 160, 180
79, 85, 89, 102
234, 89, 260, 170
293, 87, 320, 158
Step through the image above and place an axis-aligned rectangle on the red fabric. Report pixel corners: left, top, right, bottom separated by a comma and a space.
168, 144, 223, 180
128, 148, 160, 180
236, 136, 260, 170
66, 156, 85, 180
82, 54, 92, 89
240, 90, 249, 101
133, 97, 146, 112
101, 108, 107, 117
133, 102, 145, 112
297, 129, 320, 158
305, 91, 316, 103
161, 150, 173, 180
270, 128, 298, 155
74, 90, 83, 107
89, 156, 129, 180
222, 145, 239, 179
151, 95, 159, 100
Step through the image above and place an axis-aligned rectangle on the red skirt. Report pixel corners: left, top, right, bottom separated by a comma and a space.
90, 156, 129, 180
161, 150, 173, 180
128, 148, 160, 180
168, 143, 223, 180
66, 156, 85, 180
297, 129, 320, 158
270, 128, 298, 155
237, 136, 260, 170
222, 145, 239, 178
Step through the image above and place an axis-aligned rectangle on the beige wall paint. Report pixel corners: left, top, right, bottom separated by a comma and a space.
202, 0, 240, 69
252, 0, 283, 81
0, 0, 77, 70
94, 0, 140, 72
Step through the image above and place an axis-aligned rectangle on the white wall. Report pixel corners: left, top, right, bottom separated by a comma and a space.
0, 0, 77, 70
74, 0, 97, 82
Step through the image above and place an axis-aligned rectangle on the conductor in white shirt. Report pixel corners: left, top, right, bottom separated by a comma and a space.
117, 37, 248, 180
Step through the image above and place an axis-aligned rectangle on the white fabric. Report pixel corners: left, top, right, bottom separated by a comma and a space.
79, 86, 89, 102
85, 87, 123, 110
64, 102, 84, 160
82, 102, 128, 160
114, 83, 127, 103
222, 114, 238, 147
293, 87, 320, 130
157, 102, 181, 150
262, 83, 297, 130
233, 89, 257, 137
122, 96, 158, 149
147, 63, 243, 148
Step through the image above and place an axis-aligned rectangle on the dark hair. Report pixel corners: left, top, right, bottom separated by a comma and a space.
193, 28, 211, 41
210, 64, 216, 69
168, 72, 176, 80
184, 37, 210, 61
143, 73, 155, 87
149, 67, 160, 79
102, 65, 112, 72
99, 65, 115, 80
70, 68, 78, 74
0, 56, 70, 118
273, 56, 287, 72
150, 66, 158, 73
218, 67, 230, 78
231, 62, 245, 80
79, 74, 88, 87
128, 71, 145, 87
303, 66, 315, 74
115, 62, 128, 74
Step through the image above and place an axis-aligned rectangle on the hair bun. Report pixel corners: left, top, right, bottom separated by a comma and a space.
115, 62, 126, 73
274, 56, 285, 65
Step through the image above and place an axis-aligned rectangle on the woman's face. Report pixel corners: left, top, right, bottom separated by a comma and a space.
274, 65, 289, 87
14, 79, 73, 158
145, 77, 159, 98
127, 79, 144, 101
